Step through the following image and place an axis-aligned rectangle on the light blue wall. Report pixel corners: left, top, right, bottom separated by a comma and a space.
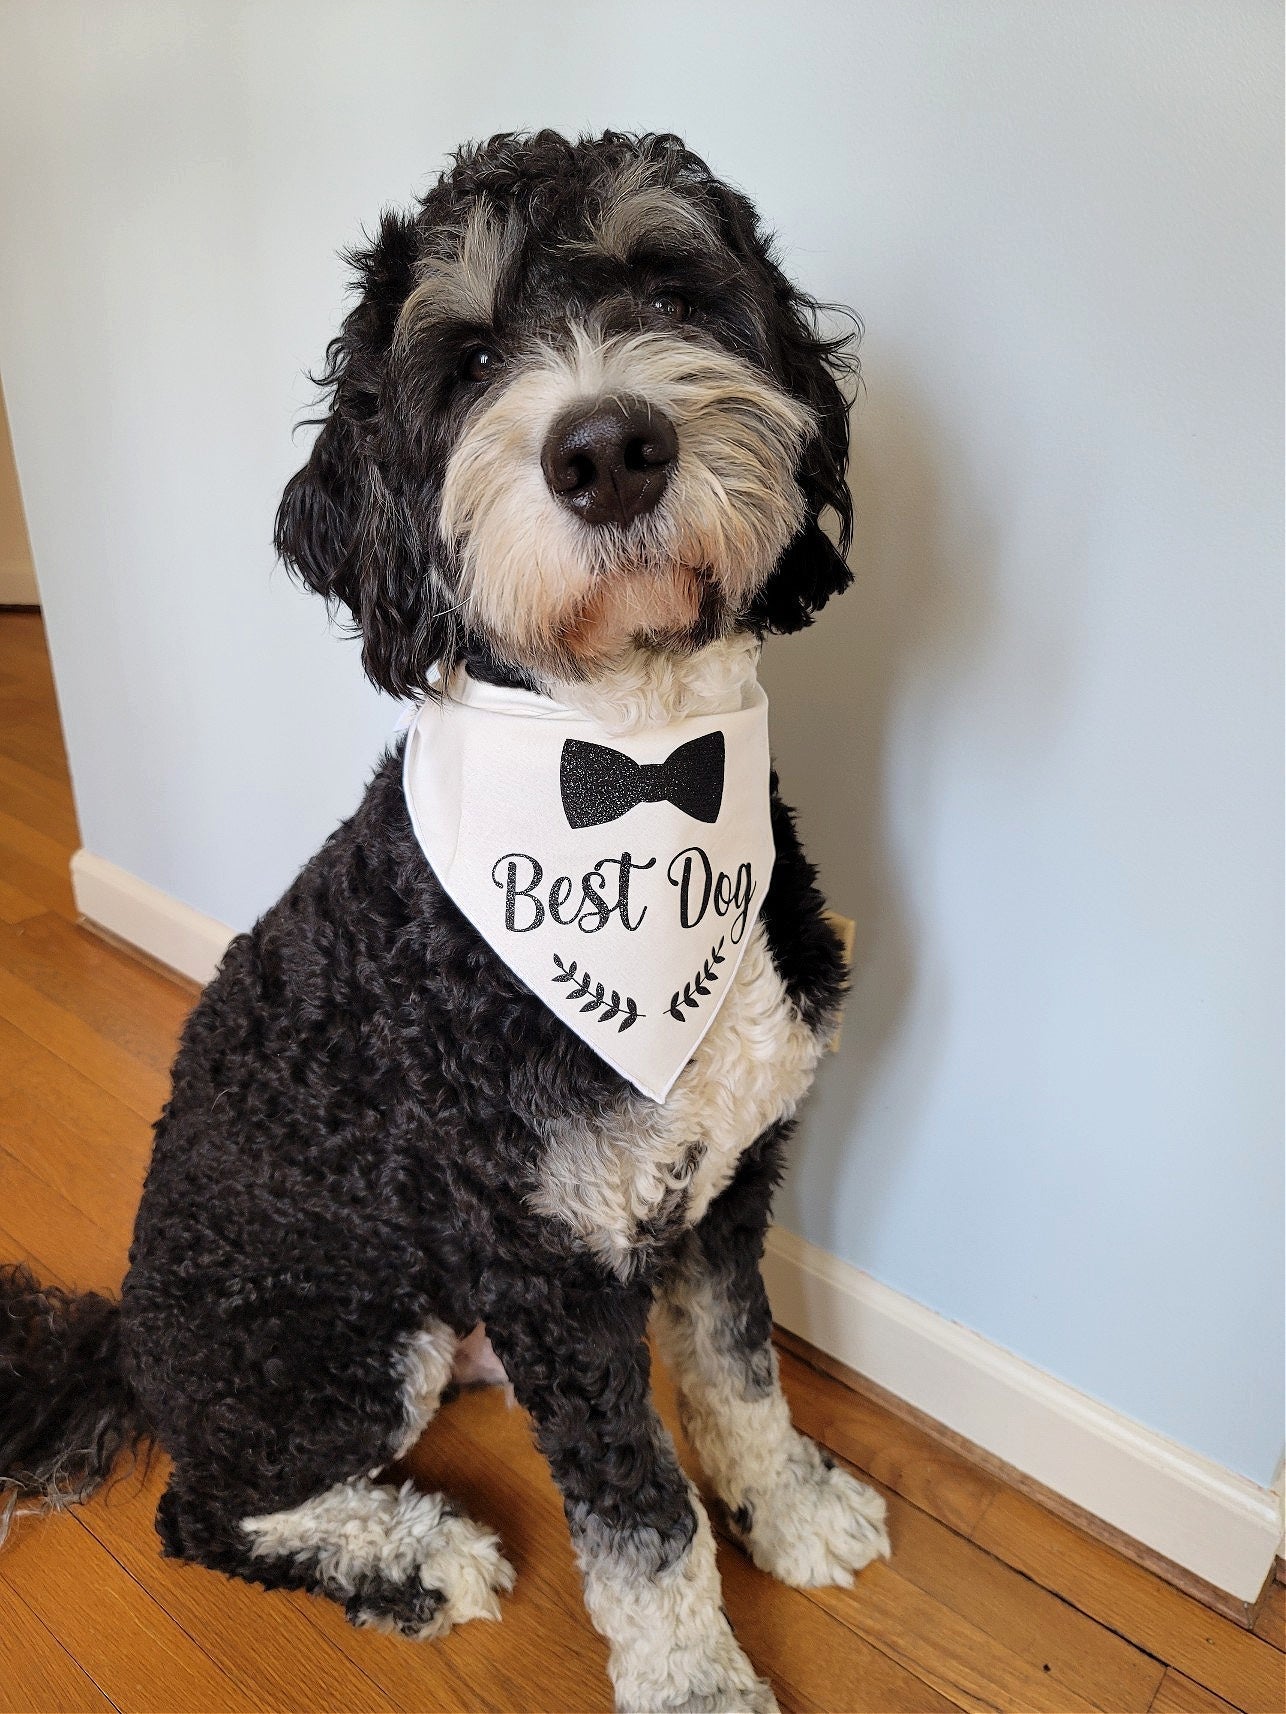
0, 1, 1280, 1485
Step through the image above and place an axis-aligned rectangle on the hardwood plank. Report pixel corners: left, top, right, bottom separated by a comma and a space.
0, 964, 168, 1120
0, 877, 43, 924
0, 838, 75, 919
974, 1488, 1283, 1712
0, 1088, 147, 1244
76, 1459, 395, 1714
0, 915, 190, 1077
0, 617, 71, 788
0, 1219, 55, 1280
0, 764, 78, 849
0, 610, 57, 665
0, 1145, 128, 1293
809, 1557, 1104, 1712
879, 1488, 1165, 1710
0, 750, 79, 837
1149, 1667, 1246, 1713
0, 715, 70, 786
0, 658, 56, 701
0, 632, 61, 684
78, 918, 203, 1000
0, 610, 48, 646
0, 1576, 116, 1713
0, 1508, 256, 1714
718, 1546, 964, 1713
0, 1015, 155, 1169
1252, 1577, 1284, 1650
776, 1344, 999, 1538
0, 808, 73, 882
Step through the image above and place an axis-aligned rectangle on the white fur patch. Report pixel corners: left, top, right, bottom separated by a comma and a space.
657, 1281, 889, 1588
439, 326, 811, 665
397, 202, 522, 339
530, 637, 830, 1272
242, 1476, 515, 1639
391, 1320, 457, 1457
547, 634, 763, 735
740, 1433, 890, 1589
577, 1488, 778, 1713
588, 164, 720, 264
532, 920, 826, 1274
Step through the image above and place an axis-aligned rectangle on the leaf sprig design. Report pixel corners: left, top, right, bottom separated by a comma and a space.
668, 938, 727, 1022
551, 955, 642, 1031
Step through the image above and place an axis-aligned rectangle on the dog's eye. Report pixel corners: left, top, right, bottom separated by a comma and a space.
651, 293, 690, 324
462, 346, 503, 383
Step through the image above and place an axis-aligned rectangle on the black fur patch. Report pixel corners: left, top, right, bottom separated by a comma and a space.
346, 1579, 445, 1636
729, 1502, 754, 1539
0, 1264, 145, 1512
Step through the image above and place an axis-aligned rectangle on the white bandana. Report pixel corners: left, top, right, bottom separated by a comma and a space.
402, 668, 776, 1102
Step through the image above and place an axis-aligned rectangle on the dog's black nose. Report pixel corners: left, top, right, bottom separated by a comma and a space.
541, 398, 677, 527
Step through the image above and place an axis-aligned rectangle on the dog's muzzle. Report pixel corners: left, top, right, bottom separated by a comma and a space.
541, 395, 677, 528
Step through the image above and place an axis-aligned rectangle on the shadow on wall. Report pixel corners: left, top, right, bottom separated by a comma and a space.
762, 364, 998, 1252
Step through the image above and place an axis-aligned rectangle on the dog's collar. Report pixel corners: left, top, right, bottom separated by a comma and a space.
402, 668, 776, 1102
457, 641, 542, 696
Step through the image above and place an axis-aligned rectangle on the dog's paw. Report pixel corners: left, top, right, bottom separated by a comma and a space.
348, 1504, 515, 1640
617, 1667, 778, 1713
613, 1623, 777, 1713
729, 1436, 889, 1589
657, 1678, 778, 1714
627, 1678, 778, 1714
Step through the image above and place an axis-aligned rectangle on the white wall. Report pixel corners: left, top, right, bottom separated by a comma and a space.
0, 1, 1280, 1488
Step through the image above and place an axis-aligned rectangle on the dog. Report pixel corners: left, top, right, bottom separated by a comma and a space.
1, 130, 889, 1713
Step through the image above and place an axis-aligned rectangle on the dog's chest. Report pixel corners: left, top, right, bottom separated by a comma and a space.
530, 921, 826, 1273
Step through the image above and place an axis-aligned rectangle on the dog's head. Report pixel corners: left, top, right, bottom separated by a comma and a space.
276, 130, 856, 697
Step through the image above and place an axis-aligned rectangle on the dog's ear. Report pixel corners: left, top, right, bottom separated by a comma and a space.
274, 210, 455, 699
701, 180, 857, 632
274, 406, 366, 615
751, 277, 856, 633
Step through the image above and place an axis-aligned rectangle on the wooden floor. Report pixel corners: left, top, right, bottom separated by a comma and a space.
0, 608, 1281, 1714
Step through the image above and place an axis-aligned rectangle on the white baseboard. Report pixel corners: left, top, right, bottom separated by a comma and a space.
70, 849, 234, 986
763, 1225, 1282, 1603
69, 848, 1281, 1604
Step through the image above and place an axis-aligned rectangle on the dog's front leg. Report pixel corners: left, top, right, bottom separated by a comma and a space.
655, 1136, 890, 1589
485, 1270, 777, 1714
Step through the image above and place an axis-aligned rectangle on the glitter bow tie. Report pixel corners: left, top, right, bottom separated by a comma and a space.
560, 731, 726, 829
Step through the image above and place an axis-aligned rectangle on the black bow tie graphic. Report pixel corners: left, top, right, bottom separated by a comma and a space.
561, 731, 725, 829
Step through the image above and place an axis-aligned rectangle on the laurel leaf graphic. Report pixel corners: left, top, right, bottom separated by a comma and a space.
550, 959, 644, 1028
667, 942, 727, 1023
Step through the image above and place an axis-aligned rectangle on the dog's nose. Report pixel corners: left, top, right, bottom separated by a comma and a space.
541, 398, 677, 527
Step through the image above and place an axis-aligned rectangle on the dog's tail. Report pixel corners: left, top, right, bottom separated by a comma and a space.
0, 1263, 146, 1543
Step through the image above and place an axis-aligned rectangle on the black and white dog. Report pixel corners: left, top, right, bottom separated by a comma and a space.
1, 131, 888, 1713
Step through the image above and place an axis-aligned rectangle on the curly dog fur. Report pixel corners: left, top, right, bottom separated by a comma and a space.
1, 130, 888, 1712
